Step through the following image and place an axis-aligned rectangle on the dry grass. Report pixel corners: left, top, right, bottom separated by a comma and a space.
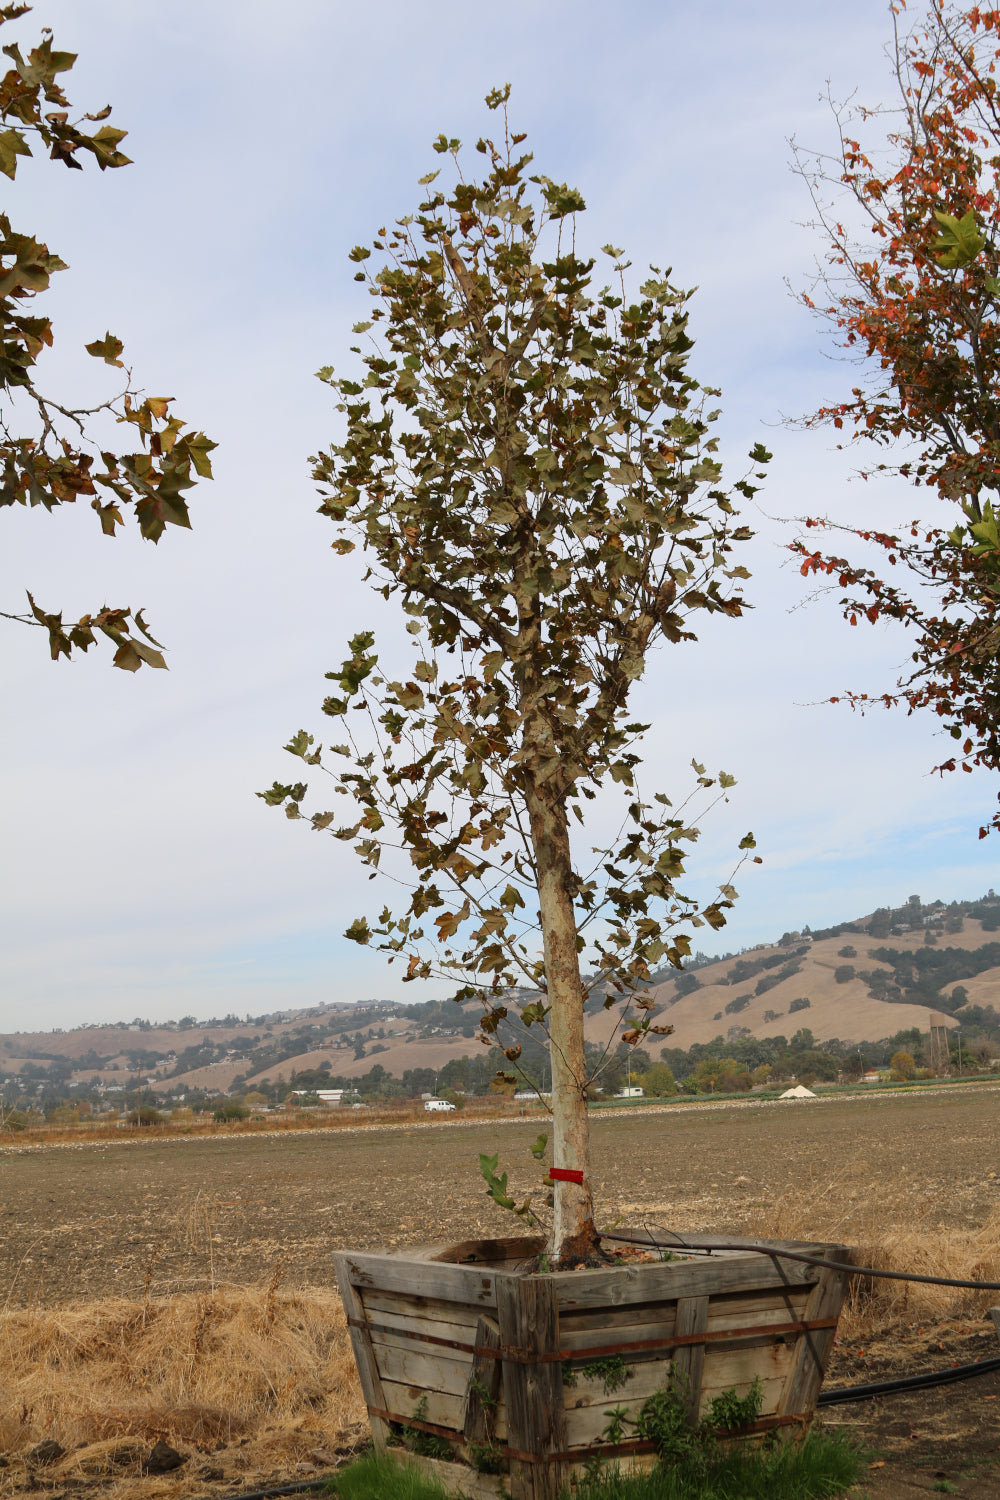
740, 1178, 1000, 1337
0, 1274, 365, 1497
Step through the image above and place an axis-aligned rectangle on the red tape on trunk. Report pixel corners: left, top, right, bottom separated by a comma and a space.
549, 1167, 584, 1183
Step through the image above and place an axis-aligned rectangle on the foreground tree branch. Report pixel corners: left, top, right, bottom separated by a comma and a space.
0, 4, 214, 668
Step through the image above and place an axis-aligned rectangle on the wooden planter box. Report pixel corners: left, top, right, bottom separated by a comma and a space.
334, 1232, 851, 1500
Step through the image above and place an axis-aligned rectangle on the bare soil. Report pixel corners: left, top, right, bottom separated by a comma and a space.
4, 1087, 1000, 1494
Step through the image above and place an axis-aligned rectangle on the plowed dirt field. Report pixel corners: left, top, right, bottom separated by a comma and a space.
4, 1084, 1000, 1495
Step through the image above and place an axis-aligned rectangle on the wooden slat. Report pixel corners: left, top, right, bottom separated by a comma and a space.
702, 1340, 793, 1406
368, 1336, 472, 1398
559, 1306, 676, 1346
362, 1286, 486, 1332
379, 1379, 466, 1433
333, 1252, 392, 1454
553, 1255, 818, 1312
463, 1315, 503, 1445
705, 1286, 812, 1327
564, 1356, 673, 1411
356, 1316, 476, 1359
563, 1391, 663, 1449
557, 1316, 836, 1364
497, 1274, 565, 1500
700, 1372, 787, 1416
558, 1284, 810, 1342
778, 1261, 849, 1419
673, 1296, 708, 1426
702, 1339, 794, 1388
377, 1380, 509, 1442
339, 1251, 499, 1309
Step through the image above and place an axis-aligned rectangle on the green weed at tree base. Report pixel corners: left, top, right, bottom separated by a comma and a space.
327, 1429, 863, 1500
327, 1453, 450, 1500
570, 1427, 862, 1500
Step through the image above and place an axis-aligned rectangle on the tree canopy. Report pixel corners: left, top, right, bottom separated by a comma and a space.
0, 3, 213, 669
793, 0, 1000, 836
262, 88, 765, 1261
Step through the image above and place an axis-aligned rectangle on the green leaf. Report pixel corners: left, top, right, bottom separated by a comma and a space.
185, 432, 217, 479
932, 209, 986, 269
88, 124, 131, 168
284, 729, 316, 760
478, 1151, 516, 1210
0, 127, 30, 179
257, 781, 296, 806
529, 1133, 548, 1159
344, 918, 372, 944
538, 176, 586, 218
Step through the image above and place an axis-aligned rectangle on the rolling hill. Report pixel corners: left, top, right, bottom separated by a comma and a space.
2, 893, 998, 1101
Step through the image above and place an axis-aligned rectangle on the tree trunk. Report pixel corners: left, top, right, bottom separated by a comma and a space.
525, 780, 598, 1265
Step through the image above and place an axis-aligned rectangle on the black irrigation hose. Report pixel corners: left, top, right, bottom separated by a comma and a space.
601, 1230, 1000, 1292
819, 1353, 1000, 1405
195, 1478, 337, 1500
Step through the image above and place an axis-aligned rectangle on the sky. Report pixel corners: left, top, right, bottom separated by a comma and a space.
2, 0, 997, 1031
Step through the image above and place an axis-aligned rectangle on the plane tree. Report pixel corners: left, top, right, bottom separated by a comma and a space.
262, 89, 765, 1263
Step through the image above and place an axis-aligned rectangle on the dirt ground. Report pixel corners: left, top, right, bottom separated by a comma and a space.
5, 1086, 1000, 1494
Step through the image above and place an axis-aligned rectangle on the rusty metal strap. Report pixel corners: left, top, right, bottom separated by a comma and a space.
367, 1407, 811, 1465
351, 1312, 839, 1364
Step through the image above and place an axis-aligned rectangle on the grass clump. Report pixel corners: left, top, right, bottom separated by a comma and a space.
331, 1453, 450, 1500
572, 1426, 862, 1500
